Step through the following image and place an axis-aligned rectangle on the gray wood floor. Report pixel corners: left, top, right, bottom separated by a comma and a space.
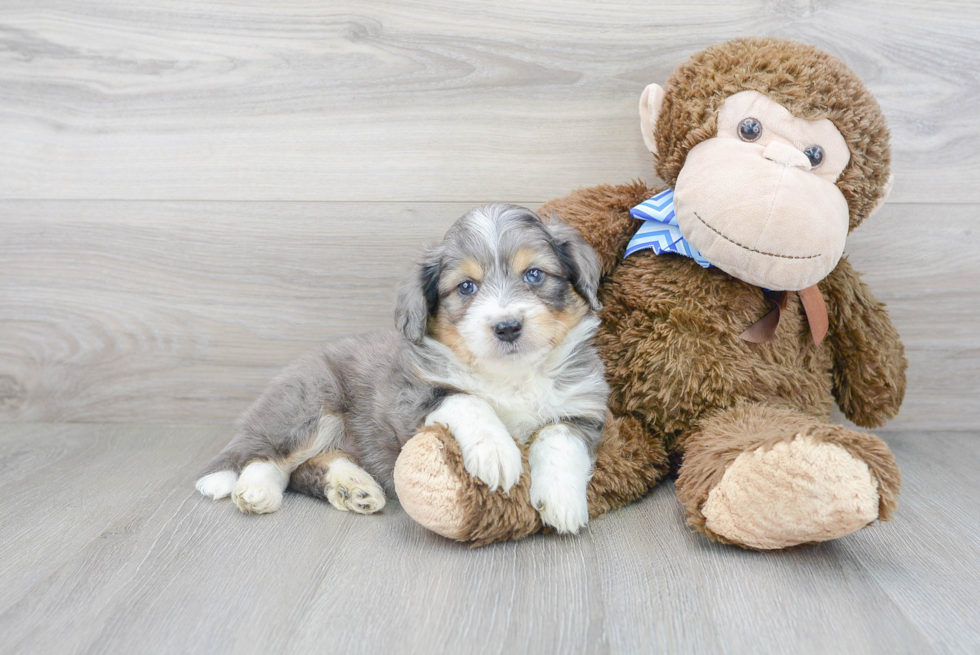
0, 424, 978, 655
2, 1, 980, 653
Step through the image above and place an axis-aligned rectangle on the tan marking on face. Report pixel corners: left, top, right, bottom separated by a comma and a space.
511, 247, 538, 275
538, 290, 589, 347
512, 246, 562, 278
440, 258, 485, 292
460, 258, 484, 282
430, 309, 476, 365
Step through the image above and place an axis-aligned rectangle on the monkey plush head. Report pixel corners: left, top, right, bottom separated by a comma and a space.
638, 38, 893, 291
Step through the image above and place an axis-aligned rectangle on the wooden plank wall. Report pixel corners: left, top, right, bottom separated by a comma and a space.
1, 0, 978, 427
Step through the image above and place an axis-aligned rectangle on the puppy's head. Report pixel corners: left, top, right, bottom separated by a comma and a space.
394, 204, 601, 364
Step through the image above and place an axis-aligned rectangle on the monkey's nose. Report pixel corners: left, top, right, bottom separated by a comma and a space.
493, 320, 522, 342
763, 141, 812, 170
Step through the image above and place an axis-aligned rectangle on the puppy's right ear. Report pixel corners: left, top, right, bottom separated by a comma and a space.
393, 247, 441, 344
545, 218, 602, 312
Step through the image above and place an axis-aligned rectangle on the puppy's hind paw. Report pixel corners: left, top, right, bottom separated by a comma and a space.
196, 470, 238, 500
233, 486, 282, 514
326, 459, 386, 514
233, 481, 283, 514
232, 461, 286, 514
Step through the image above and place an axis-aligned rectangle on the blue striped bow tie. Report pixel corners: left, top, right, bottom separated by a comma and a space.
623, 189, 829, 346
625, 188, 711, 268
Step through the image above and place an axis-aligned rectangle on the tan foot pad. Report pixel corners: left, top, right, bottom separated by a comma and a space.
702, 435, 880, 549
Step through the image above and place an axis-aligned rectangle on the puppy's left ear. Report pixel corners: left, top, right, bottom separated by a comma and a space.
393, 247, 441, 344
546, 218, 602, 312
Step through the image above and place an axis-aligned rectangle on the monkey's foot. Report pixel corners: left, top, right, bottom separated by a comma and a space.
700, 435, 880, 549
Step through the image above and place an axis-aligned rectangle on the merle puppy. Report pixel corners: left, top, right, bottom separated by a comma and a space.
196, 204, 608, 533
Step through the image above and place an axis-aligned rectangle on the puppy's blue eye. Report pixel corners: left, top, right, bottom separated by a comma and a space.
458, 280, 478, 296
523, 268, 544, 284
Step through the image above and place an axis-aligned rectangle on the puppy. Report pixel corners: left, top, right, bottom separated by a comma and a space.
195, 204, 608, 533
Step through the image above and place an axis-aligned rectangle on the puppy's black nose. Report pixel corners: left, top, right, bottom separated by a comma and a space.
493, 320, 522, 342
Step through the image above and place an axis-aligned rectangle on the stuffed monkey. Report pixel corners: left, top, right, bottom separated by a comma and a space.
392, 37, 906, 550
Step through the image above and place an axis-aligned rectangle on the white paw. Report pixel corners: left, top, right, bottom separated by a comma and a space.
458, 428, 523, 493
196, 470, 238, 499
529, 424, 592, 534
232, 461, 286, 514
232, 480, 282, 514
531, 480, 590, 534
326, 459, 386, 514
424, 394, 522, 493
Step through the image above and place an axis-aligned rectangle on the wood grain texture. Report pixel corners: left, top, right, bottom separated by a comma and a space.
1, 0, 978, 202
1, 2, 976, 652
0, 423, 222, 614
0, 201, 465, 422
0, 424, 977, 654
1, 201, 976, 428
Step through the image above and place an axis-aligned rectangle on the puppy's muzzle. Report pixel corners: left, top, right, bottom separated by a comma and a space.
493, 320, 522, 343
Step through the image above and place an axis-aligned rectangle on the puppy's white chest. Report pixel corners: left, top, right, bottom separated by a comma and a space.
481, 374, 561, 443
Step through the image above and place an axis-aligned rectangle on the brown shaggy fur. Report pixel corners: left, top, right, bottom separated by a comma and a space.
538, 179, 905, 546
397, 38, 906, 549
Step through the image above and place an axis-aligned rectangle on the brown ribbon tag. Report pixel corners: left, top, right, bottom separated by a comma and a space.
739, 285, 828, 346
797, 285, 829, 346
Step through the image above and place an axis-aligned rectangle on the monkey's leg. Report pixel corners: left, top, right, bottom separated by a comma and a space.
675, 403, 900, 550
394, 414, 669, 546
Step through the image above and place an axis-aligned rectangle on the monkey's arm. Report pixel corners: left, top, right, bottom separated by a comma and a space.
822, 256, 907, 428
539, 181, 659, 277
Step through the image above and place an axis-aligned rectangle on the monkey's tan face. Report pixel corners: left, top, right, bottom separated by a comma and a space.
673, 90, 851, 290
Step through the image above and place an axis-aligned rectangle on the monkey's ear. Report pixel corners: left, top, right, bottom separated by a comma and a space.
393, 247, 441, 344
868, 173, 894, 218
639, 83, 666, 155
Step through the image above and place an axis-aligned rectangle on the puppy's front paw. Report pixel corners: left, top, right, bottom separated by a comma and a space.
326, 459, 387, 514
529, 424, 592, 534
531, 480, 589, 534
458, 428, 523, 493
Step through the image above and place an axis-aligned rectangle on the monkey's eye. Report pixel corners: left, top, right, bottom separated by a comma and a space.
738, 117, 763, 142
458, 280, 478, 296
523, 268, 544, 284
803, 145, 824, 168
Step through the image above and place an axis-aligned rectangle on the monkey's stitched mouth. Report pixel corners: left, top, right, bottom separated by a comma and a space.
693, 212, 821, 261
